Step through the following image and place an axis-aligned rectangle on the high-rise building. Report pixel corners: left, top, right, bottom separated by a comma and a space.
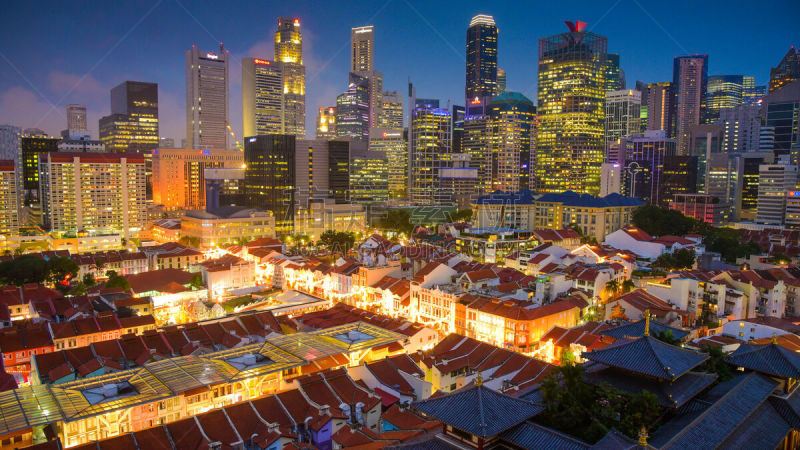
720, 104, 761, 153
350, 25, 382, 129
672, 55, 708, 154
316, 107, 337, 140
689, 123, 725, 193
66, 104, 88, 139
274, 18, 306, 137
439, 153, 479, 208
756, 155, 798, 225
535, 21, 607, 195
409, 105, 451, 205
99, 81, 159, 153
451, 105, 465, 154
152, 148, 243, 210
605, 53, 625, 91
486, 92, 536, 192
328, 140, 350, 204
761, 80, 800, 159
621, 131, 678, 205
661, 155, 699, 207
369, 128, 407, 199
704, 75, 746, 122
336, 73, 370, 141
646, 82, 673, 133
294, 139, 331, 205
465, 14, 498, 101
0, 125, 22, 209
605, 89, 642, 149
243, 135, 296, 234
350, 149, 389, 204
186, 44, 229, 149
242, 57, 284, 137
741, 76, 766, 105
769, 47, 800, 93
378, 91, 404, 129
731, 152, 773, 220
636, 80, 649, 132
39, 152, 146, 237
20, 135, 58, 194
0, 160, 19, 241
160, 137, 175, 148
496, 68, 506, 94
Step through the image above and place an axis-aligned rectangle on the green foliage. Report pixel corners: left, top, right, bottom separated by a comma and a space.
378, 209, 414, 234
179, 235, 201, 248
222, 295, 255, 313
560, 348, 576, 366
703, 227, 762, 263
0, 255, 51, 286
104, 270, 131, 291
537, 364, 662, 443
447, 208, 473, 223
319, 231, 356, 254
47, 257, 79, 290
632, 205, 698, 237
82, 273, 96, 287
700, 345, 734, 381
190, 273, 205, 290
651, 249, 696, 270
621, 279, 636, 294
653, 330, 681, 346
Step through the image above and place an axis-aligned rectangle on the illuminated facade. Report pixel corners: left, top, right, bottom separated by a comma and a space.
720, 104, 762, 153
604, 89, 641, 149
20, 135, 58, 193
605, 53, 624, 91
294, 198, 367, 237
66, 104, 88, 138
769, 47, 800, 93
316, 106, 337, 139
672, 55, 708, 154
486, 92, 536, 192
274, 17, 306, 137
350, 25, 382, 128
336, 73, 370, 141
756, 157, 798, 226
38, 152, 147, 238
243, 135, 296, 234
705, 75, 746, 122
369, 128, 407, 198
378, 90, 404, 129
185, 43, 229, 149
646, 81, 673, 133
152, 148, 243, 210
0, 160, 18, 241
465, 14, 498, 101
242, 57, 285, 136
462, 114, 489, 193
350, 150, 389, 203
535, 21, 607, 195
496, 68, 506, 94
99, 81, 159, 153
409, 105, 451, 205
181, 207, 275, 249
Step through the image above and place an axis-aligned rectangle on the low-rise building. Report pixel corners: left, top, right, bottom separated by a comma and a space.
195, 254, 256, 298
181, 206, 276, 249
294, 198, 367, 238
139, 242, 204, 271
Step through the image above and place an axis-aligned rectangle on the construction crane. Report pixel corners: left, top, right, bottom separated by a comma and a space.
226, 121, 243, 150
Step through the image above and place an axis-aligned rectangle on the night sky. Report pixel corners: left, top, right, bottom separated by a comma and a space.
0, 0, 797, 142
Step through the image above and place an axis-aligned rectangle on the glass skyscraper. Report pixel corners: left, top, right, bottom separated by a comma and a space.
672, 55, 708, 155
336, 73, 370, 141
100, 81, 159, 153
409, 105, 451, 205
534, 21, 607, 195
486, 92, 536, 192
274, 18, 306, 137
704, 75, 745, 122
186, 44, 228, 149
465, 15, 498, 102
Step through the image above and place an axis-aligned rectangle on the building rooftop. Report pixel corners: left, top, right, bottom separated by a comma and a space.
728, 341, 800, 379
583, 335, 708, 381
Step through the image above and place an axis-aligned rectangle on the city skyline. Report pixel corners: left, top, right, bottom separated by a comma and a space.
0, 0, 797, 143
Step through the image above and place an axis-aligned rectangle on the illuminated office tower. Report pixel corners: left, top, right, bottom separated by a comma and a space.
409, 105, 451, 205
66, 104, 88, 139
99, 81, 159, 153
465, 14, 498, 101
350, 25, 382, 128
496, 68, 506, 94
605, 89, 641, 149
275, 18, 306, 137
378, 91, 403, 129
486, 92, 536, 192
646, 82, 673, 133
350, 149, 390, 203
756, 156, 798, 226
720, 104, 761, 153
39, 152, 146, 237
316, 107, 337, 140
762, 80, 800, 159
0, 125, 22, 210
462, 116, 488, 192
336, 73, 370, 141
152, 148, 243, 210
742, 76, 766, 104
0, 160, 19, 239
605, 53, 625, 91
242, 58, 284, 137
534, 21, 607, 195
704, 75, 745, 122
769, 47, 800, 93
244, 134, 296, 234
451, 105, 465, 154
369, 128, 407, 198
672, 55, 708, 154
623, 131, 678, 205
186, 44, 229, 149
635, 81, 649, 132
20, 134, 58, 194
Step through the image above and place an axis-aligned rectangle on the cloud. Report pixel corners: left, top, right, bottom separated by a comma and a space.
156, 88, 185, 144
47, 71, 108, 101
0, 86, 65, 135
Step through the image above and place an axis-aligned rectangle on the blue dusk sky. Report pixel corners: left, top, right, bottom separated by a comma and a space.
0, 0, 797, 142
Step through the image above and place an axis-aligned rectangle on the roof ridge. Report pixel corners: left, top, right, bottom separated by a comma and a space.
645, 336, 674, 379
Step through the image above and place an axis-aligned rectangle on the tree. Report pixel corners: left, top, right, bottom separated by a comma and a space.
0, 255, 50, 286
700, 345, 734, 381
47, 257, 79, 293
104, 270, 131, 291
447, 208, 473, 223
653, 330, 681, 346
179, 236, 201, 248
319, 231, 356, 255
94, 257, 106, 274
604, 279, 619, 297
378, 209, 414, 234
632, 205, 698, 237
560, 348, 576, 366
82, 273, 96, 287
621, 279, 636, 294
702, 227, 762, 263
190, 273, 204, 290
651, 249, 696, 270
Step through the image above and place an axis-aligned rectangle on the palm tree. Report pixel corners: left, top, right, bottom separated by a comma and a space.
621, 279, 636, 294
604, 279, 619, 297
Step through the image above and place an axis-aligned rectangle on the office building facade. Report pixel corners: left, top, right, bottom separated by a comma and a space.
315, 107, 337, 140
274, 18, 306, 137
350, 150, 390, 204
0, 160, 19, 240
336, 73, 370, 141
243, 135, 296, 234
465, 15, 498, 101
378, 91, 403, 129
186, 44, 229, 149
605, 53, 625, 91
761, 80, 800, 159
672, 55, 708, 154
369, 128, 407, 199
605, 89, 642, 148
756, 156, 798, 225
704, 75, 746, 122
486, 92, 535, 192
409, 105, 451, 205
66, 104, 88, 139
20, 135, 59, 194
769, 47, 800, 93
720, 104, 762, 154
99, 81, 159, 153
535, 21, 607, 195
242, 57, 285, 137
646, 82, 673, 133
152, 148, 243, 210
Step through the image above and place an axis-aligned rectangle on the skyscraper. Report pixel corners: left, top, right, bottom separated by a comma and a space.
465, 14, 498, 101
742, 76, 766, 104
66, 104, 88, 138
769, 47, 800, 93
535, 21, 607, 195
243, 134, 296, 234
316, 107, 337, 140
369, 128, 407, 199
378, 91, 404, 129
496, 68, 506, 94
646, 82, 673, 133
350, 25, 382, 129
336, 73, 370, 141
720, 104, 761, 153
672, 55, 708, 154
762, 80, 800, 159
274, 18, 306, 137
0, 160, 19, 240
605, 53, 625, 91
99, 81, 159, 153
605, 89, 642, 150
186, 44, 229, 149
486, 92, 536, 191
409, 104, 451, 205
242, 58, 284, 137
704, 75, 745, 122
